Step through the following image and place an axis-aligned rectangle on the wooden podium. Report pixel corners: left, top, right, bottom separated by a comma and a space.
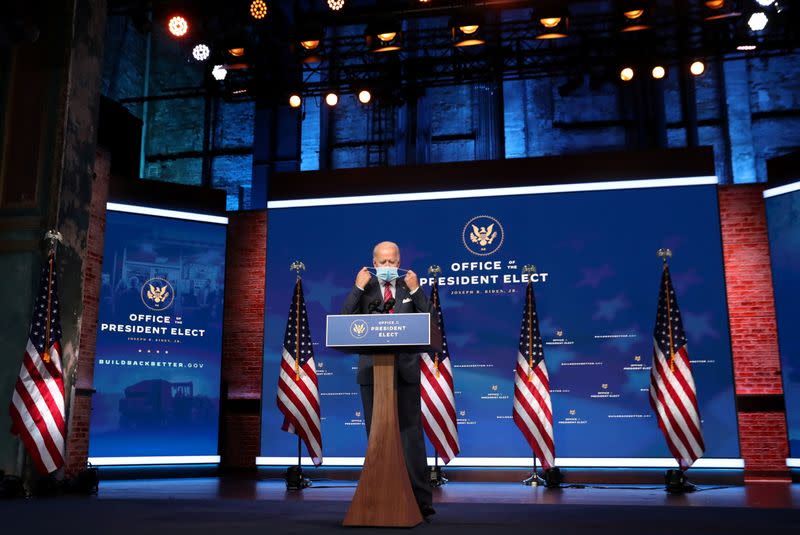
326, 313, 442, 528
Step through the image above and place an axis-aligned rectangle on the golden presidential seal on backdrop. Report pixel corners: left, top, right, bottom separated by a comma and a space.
462, 215, 504, 256
141, 278, 174, 311
350, 319, 368, 338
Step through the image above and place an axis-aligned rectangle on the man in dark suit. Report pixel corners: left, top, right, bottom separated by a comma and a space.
340, 241, 434, 518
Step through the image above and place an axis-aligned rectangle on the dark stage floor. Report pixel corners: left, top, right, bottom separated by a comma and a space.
2, 478, 800, 534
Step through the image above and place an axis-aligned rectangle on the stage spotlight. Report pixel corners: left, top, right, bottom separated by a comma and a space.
325, 92, 339, 106
543, 467, 564, 489
450, 10, 485, 47
651, 65, 666, 79
212, 65, 228, 81
228, 47, 245, 57
328, 0, 345, 11
168, 15, 188, 38
690, 60, 705, 76
703, 0, 740, 21
620, 2, 652, 32
301, 39, 320, 50
358, 90, 372, 104
289, 94, 302, 108
755, 0, 775, 6
620, 67, 635, 81
250, 0, 268, 20
535, 4, 569, 39
748, 12, 769, 31
192, 44, 210, 62
665, 469, 696, 493
366, 19, 402, 52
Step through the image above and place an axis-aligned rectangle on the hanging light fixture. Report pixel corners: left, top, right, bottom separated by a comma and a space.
620, 1, 652, 32
365, 18, 402, 52
535, 6, 569, 39
450, 9, 485, 47
620, 66, 635, 82
703, 0, 741, 21
296, 23, 324, 63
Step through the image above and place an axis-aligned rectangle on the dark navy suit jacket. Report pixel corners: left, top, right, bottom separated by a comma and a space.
340, 276, 431, 385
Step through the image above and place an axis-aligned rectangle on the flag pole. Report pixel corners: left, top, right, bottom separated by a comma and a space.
426, 267, 449, 488
521, 265, 545, 487
285, 260, 310, 490
656, 248, 694, 492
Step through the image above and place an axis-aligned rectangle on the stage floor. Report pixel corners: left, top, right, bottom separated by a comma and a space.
2, 478, 800, 534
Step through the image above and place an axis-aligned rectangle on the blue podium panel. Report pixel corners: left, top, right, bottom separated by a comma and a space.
326, 313, 431, 349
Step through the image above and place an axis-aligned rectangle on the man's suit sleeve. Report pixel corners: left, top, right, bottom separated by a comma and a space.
410, 286, 432, 313
341, 285, 364, 314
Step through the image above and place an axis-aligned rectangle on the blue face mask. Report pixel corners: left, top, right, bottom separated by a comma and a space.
371, 267, 407, 282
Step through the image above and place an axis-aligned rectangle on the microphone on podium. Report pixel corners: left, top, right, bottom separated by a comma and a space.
383, 298, 396, 313
368, 299, 383, 314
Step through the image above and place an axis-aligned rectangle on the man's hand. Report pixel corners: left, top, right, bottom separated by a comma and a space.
355, 267, 372, 290
405, 269, 420, 292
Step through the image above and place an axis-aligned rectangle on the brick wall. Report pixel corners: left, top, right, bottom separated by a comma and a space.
719, 185, 783, 395
65, 149, 111, 475
219, 210, 267, 469
718, 184, 789, 479
738, 412, 789, 478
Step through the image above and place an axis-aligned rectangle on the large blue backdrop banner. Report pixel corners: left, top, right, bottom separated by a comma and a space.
766, 183, 800, 463
88, 207, 227, 461
260, 180, 740, 466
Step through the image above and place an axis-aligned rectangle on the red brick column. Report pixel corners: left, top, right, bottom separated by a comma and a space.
219, 210, 267, 470
65, 149, 111, 475
718, 184, 788, 480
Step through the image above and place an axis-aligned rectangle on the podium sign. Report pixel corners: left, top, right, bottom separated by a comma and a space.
326, 313, 432, 349
326, 313, 441, 528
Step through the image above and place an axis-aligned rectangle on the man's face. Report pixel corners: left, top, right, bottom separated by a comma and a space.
373, 245, 400, 268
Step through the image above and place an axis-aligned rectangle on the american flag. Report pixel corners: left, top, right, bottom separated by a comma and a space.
276, 279, 322, 465
420, 281, 460, 464
649, 265, 705, 470
9, 253, 66, 474
512, 280, 555, 469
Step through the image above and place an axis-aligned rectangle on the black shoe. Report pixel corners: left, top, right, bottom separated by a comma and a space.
420, 504, 436, 521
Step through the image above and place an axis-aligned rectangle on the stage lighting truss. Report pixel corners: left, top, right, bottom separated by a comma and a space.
204, 4, 795, 101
